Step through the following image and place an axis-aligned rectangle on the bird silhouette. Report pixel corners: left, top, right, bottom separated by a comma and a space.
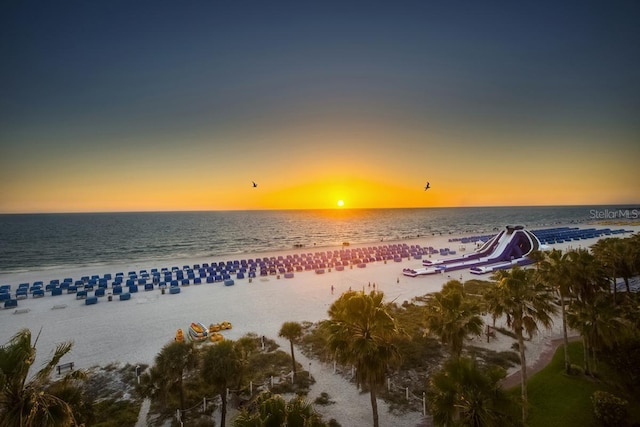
424, 182, 430, 191
252, 181, 258, 188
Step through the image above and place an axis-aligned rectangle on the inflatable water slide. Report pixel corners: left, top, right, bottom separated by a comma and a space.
402, 225, 540, 277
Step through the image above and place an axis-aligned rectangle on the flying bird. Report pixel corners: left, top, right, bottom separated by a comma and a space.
424, 182, 430, 191
252, 181, 258, 188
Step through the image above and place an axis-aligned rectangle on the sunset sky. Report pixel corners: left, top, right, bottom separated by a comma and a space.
1, 1, 639, 213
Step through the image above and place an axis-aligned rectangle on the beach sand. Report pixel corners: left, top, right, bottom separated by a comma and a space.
2, 225, 637, 426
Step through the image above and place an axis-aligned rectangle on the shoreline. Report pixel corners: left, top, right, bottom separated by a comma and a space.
0, 233, 472, 287
3, 220, 634, 286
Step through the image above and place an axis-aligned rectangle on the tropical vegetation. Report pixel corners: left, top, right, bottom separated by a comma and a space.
324, 290, 401, 427
0, 329, 86, 426
423, 280, 484, 359
487, 266, 557, 424
279, 321, 303, 379
426, 357, 520, 427
233, 391, 326, 427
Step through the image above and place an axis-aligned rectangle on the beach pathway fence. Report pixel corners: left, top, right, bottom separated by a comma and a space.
328, 358, 430, 418
175, 368, 312, 424
386, 376, 428, 416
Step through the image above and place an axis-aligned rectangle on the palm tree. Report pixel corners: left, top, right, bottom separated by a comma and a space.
0, 328, 84, 426
482, 286, 504, 333
592, 238, 620, 301
427, 357, 520, 427
423, 280, 484, 359
566, 248, 608, 305
566, 293, 631, 375
233, 391, 325, 427
535, 249, 573, 374
326, 290, 400, 427
234, 334, 259, 387
233, 391, 283, 427
564, 248, 609, 376
279, 321, 303, 379
137, 365, 172, 409
201, 339, 243, 427
152, 340, 196, 414
286, 395, 325, 427
591, 237, 636, 300
489, 267, 556, 425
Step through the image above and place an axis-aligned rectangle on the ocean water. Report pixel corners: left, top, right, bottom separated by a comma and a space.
0, 206, 625, 274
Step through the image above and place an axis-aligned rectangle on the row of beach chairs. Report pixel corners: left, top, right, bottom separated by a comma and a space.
2, 243, 431, 303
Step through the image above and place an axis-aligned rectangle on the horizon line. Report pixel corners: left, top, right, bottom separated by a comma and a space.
2, 203, 639, 215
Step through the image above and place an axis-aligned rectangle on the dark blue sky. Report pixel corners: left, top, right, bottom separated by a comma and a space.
1, 1, 639, 212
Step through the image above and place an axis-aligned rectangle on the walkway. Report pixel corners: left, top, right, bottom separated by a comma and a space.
501, 336, 580, 389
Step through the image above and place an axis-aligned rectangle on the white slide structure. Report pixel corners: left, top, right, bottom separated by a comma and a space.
402, 225, 540, 277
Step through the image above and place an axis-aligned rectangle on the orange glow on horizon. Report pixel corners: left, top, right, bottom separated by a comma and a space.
0, 124, 638, 213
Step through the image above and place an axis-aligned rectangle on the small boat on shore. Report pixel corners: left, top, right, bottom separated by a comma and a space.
188, 322, 208, 342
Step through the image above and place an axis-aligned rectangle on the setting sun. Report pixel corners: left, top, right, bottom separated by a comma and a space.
337, 200, 344, 207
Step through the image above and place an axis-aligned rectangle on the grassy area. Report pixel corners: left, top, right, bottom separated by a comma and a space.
510, 341, 640, 427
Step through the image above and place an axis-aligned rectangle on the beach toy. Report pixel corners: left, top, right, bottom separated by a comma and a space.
175, 329, 184, 342
210, 333, 224, 343
209, 323, 221, 333
220, 321, 232, 330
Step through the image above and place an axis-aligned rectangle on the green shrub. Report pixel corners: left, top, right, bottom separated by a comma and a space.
568, 364, 584, 376
601, 338, 640, 391
314, 392, 334, 406
591, 390, 629, 427
91, 399, 140, 427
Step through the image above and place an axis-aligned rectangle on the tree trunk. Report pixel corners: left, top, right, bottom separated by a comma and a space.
518, 330, 528, 425
179, 375, 185, 413
290, 340, 297, 378
220, 391, 227, 427
624, 276, 631, 294
370, 379, 379, 427
583, 336, 591, 376
560, 295, 571, 374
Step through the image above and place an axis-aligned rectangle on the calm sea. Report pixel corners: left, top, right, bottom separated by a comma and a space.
0, 206, 625, 274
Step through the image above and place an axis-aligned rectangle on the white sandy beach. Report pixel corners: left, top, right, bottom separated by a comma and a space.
1, 225, 638, 426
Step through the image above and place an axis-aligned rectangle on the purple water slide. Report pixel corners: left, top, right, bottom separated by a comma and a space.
486, 233, 522, 263
437, 230, 533, 272
425, 230, 504, 266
